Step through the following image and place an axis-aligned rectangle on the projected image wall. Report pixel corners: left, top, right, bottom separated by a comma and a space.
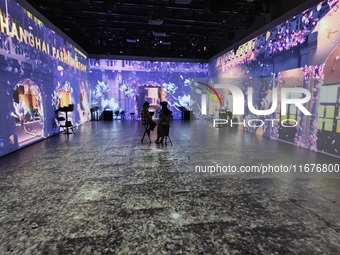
0, 0, 89, 157
208, 0, 340, 158
89, 59, 208, 120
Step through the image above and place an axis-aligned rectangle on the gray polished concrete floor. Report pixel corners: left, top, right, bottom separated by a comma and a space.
0, 120, 340, 255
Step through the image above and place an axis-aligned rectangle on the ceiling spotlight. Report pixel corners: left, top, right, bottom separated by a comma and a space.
148, 12, 163, 25
148, 19, 163, 25
39, 5, 51, 10
153, 31, 167, 37
126, 39, 137, 43
175, 0, 192, 4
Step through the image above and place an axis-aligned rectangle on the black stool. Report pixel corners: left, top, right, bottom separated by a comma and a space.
141, 124, 151, 143
160, 135, 172, 146
56, 104, 75, 136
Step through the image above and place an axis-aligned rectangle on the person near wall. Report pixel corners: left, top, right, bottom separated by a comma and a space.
155, 101, 173, 144
140, 101, 156, 135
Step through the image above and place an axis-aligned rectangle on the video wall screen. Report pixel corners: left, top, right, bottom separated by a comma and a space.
0, 0, 90, 157
208, 0, 340, 158
88, 59, 208, 120
2, 0, 339, 159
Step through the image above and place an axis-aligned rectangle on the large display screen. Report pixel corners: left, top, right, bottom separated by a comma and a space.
2, 0, 340, 159
88, 59, 208, 120
0, 0, 90, 156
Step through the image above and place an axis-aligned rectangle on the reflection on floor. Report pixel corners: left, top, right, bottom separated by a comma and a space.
0, 120, 340, 254
15, 121, 44, 147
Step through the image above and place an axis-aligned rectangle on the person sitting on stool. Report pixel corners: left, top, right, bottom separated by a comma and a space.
140, 102, 156, 135
155, 101, 173, 144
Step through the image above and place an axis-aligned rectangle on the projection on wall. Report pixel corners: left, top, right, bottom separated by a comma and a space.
0, 0, 89, 157
208, 0, 340, 158
88, 59, 208, 120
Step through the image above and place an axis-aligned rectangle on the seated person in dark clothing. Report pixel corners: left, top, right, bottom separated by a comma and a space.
155, 101, 173, 144
140, 102, 156, 134
226, 111, 233, 120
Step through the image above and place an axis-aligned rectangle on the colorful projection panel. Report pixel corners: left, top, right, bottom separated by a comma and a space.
0, 0, 90, 157
88, 59, 208, 120
208, 0, 340, 158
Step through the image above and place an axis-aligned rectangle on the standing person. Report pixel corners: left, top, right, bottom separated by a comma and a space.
140, 102, 156, 135
155, 101, 173, 144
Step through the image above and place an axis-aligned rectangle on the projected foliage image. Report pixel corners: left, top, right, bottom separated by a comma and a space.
88, 59, 209, 120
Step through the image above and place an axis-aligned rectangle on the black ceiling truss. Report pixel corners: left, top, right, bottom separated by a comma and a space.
25, 0, 314, 59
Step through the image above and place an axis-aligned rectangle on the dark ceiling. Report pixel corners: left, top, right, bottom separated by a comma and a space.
24, 0, 317, 59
